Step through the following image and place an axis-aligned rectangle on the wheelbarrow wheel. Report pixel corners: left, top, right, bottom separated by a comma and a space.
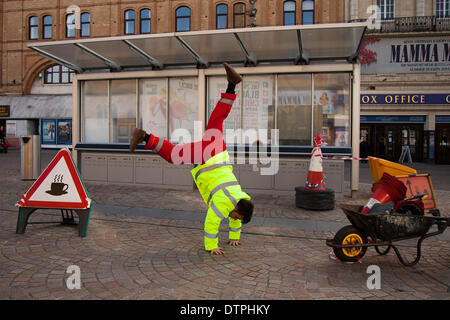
333, 225, 368, 263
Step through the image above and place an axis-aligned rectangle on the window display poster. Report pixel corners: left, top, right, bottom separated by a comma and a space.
140, 79, 168, 139
315, 90, 338, 115
42, 119, 56, 143
169, 77, 198, 142
6, 121, 16, 137
208, 77, 242, 131
335, 127, 348, 147
57, 119, 72, 145
242, 76, 274, 135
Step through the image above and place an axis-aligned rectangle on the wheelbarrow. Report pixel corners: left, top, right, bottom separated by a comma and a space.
326, 204, 449, 266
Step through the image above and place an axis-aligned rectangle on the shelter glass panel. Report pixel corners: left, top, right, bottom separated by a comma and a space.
313, 73, 351, 147
82, 80, 109, 142
277, 74, 312, 145
139, 78, 168, 140
207, 76, 242, 133
242, 75, 275, 145
111, 80, 137, 143
168, 77, 198, 143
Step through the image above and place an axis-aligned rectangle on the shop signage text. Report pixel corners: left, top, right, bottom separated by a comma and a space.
360, 37, 450, 74
361, 94, 450, 105
0, 105, 10, 117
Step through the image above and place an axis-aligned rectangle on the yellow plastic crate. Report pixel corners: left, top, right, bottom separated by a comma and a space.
368, 156, 417, 182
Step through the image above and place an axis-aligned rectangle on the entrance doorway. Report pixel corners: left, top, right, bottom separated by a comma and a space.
360, 123, 424, 162
436, 124, 450, 164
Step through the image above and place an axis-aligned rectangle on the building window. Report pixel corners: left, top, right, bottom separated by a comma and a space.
377, 0, 395, 20
44, 65, 75, 84
66, 13, 76, 38
29, 16, 38, 40
216, 4, 228, 29
284, 1, 296, 25
42, 15, 52, 39
233, 2, 246, 28
81, 12, 90, 37
436, 0, 450, 18
176, 6, 191, 31
302, 0, 314, 25
125, 9, 135, 34
140, 9, 151, 34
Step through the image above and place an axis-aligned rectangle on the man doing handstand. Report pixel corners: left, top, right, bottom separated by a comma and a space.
130, 63, 254, 255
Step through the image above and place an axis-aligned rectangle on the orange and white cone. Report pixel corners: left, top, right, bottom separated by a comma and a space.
305, 134, 325, 191
361, 173, 406, 214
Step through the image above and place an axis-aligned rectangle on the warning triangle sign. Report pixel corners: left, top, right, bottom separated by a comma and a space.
16, 148, 91, 209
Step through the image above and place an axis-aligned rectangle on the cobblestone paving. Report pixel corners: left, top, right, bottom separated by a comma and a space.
0, 150, 449, 300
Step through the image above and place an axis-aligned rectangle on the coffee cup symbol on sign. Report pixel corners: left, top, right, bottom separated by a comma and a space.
46, 174, 69, 196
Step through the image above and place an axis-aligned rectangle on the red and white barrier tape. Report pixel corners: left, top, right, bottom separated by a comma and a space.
323, 156, 369, 161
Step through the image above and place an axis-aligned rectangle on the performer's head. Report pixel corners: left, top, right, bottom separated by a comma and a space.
230, 199, 254, 224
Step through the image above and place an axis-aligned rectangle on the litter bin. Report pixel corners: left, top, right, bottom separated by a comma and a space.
21, 135, 41, 180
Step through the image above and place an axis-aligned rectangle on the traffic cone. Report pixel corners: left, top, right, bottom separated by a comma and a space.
305, 134, 325, 191
361, 173, 406, 214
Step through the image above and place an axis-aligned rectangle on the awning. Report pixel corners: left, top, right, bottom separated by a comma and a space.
28, 22, 367, 73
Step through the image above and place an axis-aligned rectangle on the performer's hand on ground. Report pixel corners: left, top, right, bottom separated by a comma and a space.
210, 247, 225, 255
228, 240, 241, 246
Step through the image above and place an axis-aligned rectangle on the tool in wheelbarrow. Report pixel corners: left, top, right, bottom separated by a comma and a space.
326, 173, 449, 266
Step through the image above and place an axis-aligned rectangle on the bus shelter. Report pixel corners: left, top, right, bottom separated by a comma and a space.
29, 22, 367, 197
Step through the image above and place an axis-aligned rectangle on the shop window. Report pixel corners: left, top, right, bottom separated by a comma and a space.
302, 0, 314, 25
233, 3, 246, 28
377, 0, 394, 20
242, 76, 275, 144
66, 13, 76, 38
29, 16, 38, 40
82, 80, 109, 143
139, 79, 168, 139
111, 80, 137, 143
207, 77, 242, 133
44, 65, 75, 84
80, 12, 90, 37
176, 6, 191, 31
313, 73, 351, 147
216, 4, 228, 29
277, 74, 312, 145
125, 9, 135, 34
284, 1, 296, 26
168, 78, 198, 142
42, 15, 52, 39
140, 9, 151, 34
436, 0, 450, 18
207, 75, 275, 145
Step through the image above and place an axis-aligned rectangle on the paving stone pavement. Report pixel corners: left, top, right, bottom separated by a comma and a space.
0, 149, 449, 300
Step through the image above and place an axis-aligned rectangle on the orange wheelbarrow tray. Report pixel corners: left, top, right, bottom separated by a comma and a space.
326, 204, 449, 266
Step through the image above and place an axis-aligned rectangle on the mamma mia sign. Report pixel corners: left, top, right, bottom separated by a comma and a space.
360, 37, 450, 74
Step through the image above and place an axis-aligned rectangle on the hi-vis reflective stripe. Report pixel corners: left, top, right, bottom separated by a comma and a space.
207, 181, 239, 205
229, 227, 241, 233
195, 163, 229, 180
211, 201, 226, 220
220, 98, 234, 105
154, 138, 164, 153
204, 231, 218, 239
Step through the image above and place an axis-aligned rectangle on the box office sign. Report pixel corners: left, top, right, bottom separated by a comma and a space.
361, 94, 450, 105
360, 37, 450, 74
0, 105, 10, 117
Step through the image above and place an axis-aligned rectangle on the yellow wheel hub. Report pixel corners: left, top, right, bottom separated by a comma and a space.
342, 233, 363, 257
